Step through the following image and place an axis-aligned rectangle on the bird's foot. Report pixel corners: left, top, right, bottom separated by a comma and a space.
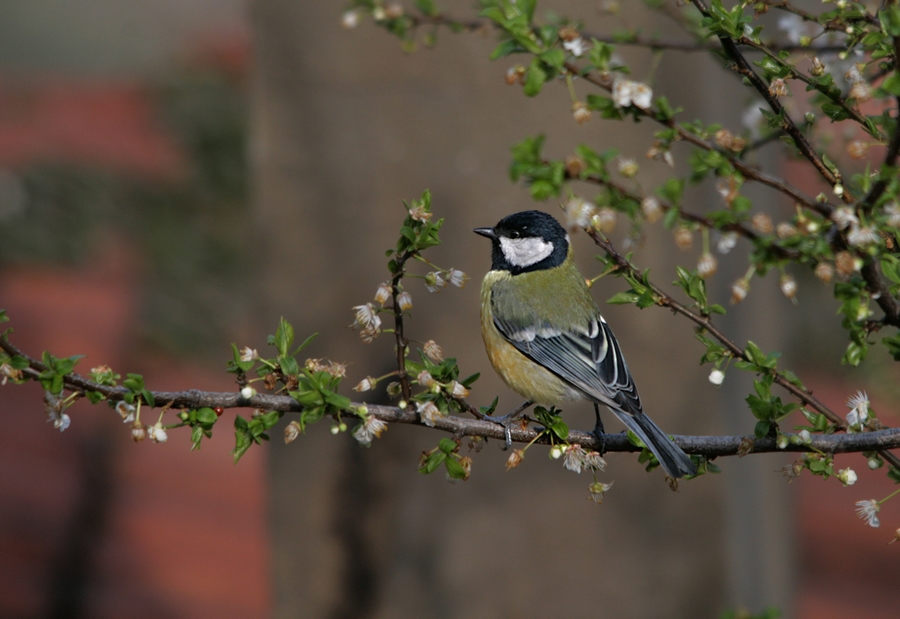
591, 403, 607, 455
484, 401, 533, 450
591, 424, 607, 456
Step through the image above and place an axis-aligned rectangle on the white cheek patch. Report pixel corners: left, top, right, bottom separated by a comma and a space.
499, 236, 555, 268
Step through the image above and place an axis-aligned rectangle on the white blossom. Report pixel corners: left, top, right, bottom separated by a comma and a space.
148, 423, 168, 443
563, 37, 587, 57
589, 480, 613, 503
565, 197, 597, 231
855, 499, 880, 527
717, 232, 738, 254
847, 225, 879, 247
641, 196, 662, 223
423, 340, 444, 362
584, 451, 606, 471
341, 10, 359, 29
447, 269, 469, 288
374, 282, 392, 306
353, 415, 388, 446
416, 370, 436, 389
425, 272, 446, 293
837, 467, 857, 486
777, 14, 805, 44
612, 76, 653, 109
49, 411, 71, 432
563, 444, 588, 473
417, 401, 442, 427
448, 380, 470, 398
397, 291, 413, 311
354, 376, 377, 392
886, 202, 900, 228
709, 370, 725, 386
846, 390, 869, 428
831, 206, 858, 230
352, 303, 382, 330
116, 401, 136, 423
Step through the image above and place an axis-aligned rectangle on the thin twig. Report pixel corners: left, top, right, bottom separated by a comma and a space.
689, 0, 849, 201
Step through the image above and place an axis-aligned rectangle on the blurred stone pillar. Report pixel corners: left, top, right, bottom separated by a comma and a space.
249, 1, 732, 617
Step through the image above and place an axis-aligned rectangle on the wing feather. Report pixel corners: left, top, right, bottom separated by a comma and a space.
494, 313, 642, 415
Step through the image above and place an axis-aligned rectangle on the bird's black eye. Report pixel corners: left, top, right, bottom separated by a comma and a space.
507, 230, 520, 239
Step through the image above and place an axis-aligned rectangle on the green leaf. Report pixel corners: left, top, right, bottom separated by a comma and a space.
882, 73, 900, 97
0, 309, 7, 323
273, 317, 294, 358
438, 438, 457, 454
279, 355, 300, 377
418, 450, 447, 474
843, 340, 866, 366
880, 6, 900, 36
414, 0, 436, 16
196, 407, 219, 424
607, 292, 640, 305
490, 39, 524, 60
523, 60, 547, 97
445, 457, 468, 480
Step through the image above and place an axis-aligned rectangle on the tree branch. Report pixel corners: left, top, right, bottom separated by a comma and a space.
4, 334, 900, 459
689, 0, 849, 201
581, 230, 900, 470
0, 330, 900, 464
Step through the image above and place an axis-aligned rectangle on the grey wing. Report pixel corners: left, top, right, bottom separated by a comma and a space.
494, 315, 643, 415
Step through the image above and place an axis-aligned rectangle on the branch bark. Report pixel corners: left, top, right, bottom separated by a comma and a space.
3, 336, 899, 460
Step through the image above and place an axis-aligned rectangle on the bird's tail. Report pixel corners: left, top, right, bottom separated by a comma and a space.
612, 410, 696, 479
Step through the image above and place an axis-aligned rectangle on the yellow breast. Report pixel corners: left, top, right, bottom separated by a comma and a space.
480, 271, 582, 406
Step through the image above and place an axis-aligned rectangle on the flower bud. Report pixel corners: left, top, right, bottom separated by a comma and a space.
592, 208, 617, 234
617, 157, 639, 178
565, 155, 586, 177
780, 273, 797, 299
674, 227, 693, 250
506, 449, 525, 470
751, 213, 774, 235
776, 222, 797, 239
423, 340, 444, 362
709, 369, 725, 386
641, 196, 662, 223
835, 251, 857, 275
815, 262, 834, 283
374, 282, 392, 306
572, 101, 592, 125
697, 253, 718, 279
131, 423, 147, 442
731, 278, 750, 304
354, 376, 376, 392
285, 420, 301, 444
397, 291, 413, 311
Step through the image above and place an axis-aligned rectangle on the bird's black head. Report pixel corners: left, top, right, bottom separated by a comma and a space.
474, 210, 569, 275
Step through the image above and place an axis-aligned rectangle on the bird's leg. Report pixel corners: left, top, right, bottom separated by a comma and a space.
485, 401, 533, 450
592, 403, 607, 455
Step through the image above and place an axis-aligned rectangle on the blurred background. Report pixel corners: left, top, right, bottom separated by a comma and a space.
0, 1, 898, 618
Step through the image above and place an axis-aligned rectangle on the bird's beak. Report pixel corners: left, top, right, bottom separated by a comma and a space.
473, 227, 497, 239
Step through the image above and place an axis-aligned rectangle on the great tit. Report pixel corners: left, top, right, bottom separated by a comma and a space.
474, 210, 696, 479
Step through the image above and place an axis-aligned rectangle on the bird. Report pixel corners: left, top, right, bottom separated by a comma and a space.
474, 210, 696, 479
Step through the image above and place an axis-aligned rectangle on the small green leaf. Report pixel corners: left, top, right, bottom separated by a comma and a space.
274, 317, 295, 358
